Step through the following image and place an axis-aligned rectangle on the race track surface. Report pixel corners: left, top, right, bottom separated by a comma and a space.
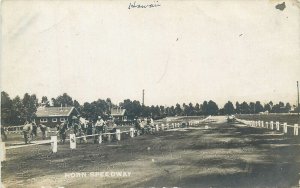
2, 116, 300, 188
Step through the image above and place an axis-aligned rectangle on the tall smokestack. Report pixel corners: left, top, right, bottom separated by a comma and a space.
142, 89, 145, 106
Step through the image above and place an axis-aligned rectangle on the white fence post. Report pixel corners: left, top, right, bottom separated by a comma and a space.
116, 129, 121, 141
70, 134, 76, 149
0, 142, 5, 161
261, 121, 264, 128
51, 136, 57, 153
161, 124, 165, 131
283, 123, 287, 134
265, 122, 268, 129
130, 128, 135, 137
294, 124, 298, 136
155, 124, 159, 132
276, 121, 280, 131
270, 121, 274, 130
98, 134, 102, 144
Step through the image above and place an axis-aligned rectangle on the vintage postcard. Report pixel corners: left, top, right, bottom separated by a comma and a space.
1, 0, 300, 187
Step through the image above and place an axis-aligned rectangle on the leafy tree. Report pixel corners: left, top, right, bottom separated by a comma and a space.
240, 101, 250, 114
175, 103, 182, 116
159, 105, 165, 117
22, 93, 38, 121
249, 102, 255, 114
52, 93, 74, 107
120, 99, 143, 118
11, 96, 24, 124
1, 91, 12, 124
201, 101, 208, 115
41, 96, 50, 107
264, 103, 271, 112
207, 100, 219, 115
255, 101, 264, 113
235, 102, 241, 114
285, 103, 291, 112
195, 103, 200, 116
224, 101, 235, 115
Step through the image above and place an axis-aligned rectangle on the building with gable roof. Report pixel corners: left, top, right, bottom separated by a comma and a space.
35, 106, 79, 127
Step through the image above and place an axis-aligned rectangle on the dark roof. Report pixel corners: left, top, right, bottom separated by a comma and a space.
111, 108, 126, 116
36, 107, 78, 117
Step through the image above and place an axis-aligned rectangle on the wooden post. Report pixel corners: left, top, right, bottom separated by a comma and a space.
270, 121, 274, 130
283, 123, 287, 133
116, 129, 121, 141
70, 134, 76, 149
155, 125, 159, 132
0, 142, 5, 161
265, 122, 268, 129
51, 136, 57, 153
276, 121, 280, 131
161, 124, 164, 131
98, 134, 102, 144
130, 128, 134, 137
294, 124, 298, 136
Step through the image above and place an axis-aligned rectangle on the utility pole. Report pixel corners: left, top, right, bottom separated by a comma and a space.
297, 81, 299, 116
142, 89, 145, 106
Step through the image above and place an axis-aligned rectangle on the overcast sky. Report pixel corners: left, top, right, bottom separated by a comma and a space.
1, 0, 300, 107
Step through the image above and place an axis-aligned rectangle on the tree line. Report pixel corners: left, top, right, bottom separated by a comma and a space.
1, 91, 299, 125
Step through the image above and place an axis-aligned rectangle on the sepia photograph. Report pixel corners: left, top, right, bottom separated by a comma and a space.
1, 0, 300, 187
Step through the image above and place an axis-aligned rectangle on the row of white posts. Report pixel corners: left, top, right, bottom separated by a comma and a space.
51, 122, 185, 152
237, 119, 299, 136
1, 121, 196, 161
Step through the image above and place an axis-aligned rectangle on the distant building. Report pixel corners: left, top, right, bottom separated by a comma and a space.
110, 108, 127, 121
35, 106, 80, 127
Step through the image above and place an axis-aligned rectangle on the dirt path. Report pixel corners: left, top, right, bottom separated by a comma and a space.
2, 116, 300, 188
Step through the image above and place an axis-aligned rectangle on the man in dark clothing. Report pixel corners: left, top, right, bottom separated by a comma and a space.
39, 124, 47, 140
58, 122, 68, 144
32, 122, 38, 139
87, 120, 93, 135
1, 127, 7, 141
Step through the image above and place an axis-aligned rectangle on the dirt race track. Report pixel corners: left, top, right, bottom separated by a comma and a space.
2, 116, 300, 188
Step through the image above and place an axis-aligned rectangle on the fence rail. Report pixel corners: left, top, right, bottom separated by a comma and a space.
1, 116, 212, 162
235, 118, 299, 136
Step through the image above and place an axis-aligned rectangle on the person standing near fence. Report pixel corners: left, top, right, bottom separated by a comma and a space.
94, 116, 104, 143
32, 122, 38, 140
23, 122, 33, 144
87, 119, 93, 136
58, 121, 68, 144
39, 124, 47, 140
72, 118, 80, 136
